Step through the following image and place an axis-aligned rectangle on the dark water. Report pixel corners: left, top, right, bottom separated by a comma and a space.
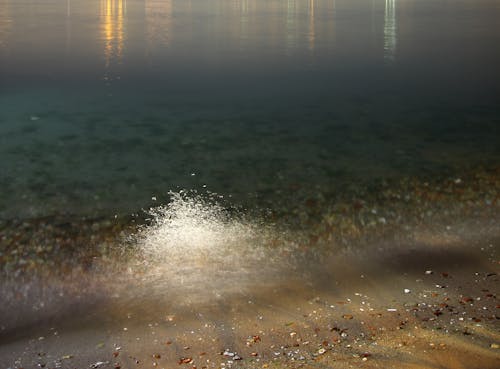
1, 0, 499, 218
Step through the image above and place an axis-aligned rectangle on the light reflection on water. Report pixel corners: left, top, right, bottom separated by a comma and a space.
384, 0, 396, 61
0, 0, 10, 51
0, 0, 384, 69
101, 0, 126, 68
0, 0, 499, 218
145, 0, 172, 52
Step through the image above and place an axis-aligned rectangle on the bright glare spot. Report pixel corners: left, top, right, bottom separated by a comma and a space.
139, 191, 258, 262
134, 191, 290, 300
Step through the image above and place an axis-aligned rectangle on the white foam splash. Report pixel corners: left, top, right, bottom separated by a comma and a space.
134, 191, 286, 300
140, 191, 258, 261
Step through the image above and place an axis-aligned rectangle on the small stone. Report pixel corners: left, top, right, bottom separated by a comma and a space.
178, 358, 192, 364
491, 343, 499, 349
404, 289, 411, 294
90, 362, 109, 369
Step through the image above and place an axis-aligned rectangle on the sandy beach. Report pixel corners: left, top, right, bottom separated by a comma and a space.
1, 171, 499, 369
0, 232, 499, 369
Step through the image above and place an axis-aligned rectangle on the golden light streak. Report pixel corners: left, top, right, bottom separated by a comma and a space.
101, 0, 125, 67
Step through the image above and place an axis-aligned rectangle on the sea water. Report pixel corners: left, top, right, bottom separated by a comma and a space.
0, 0, 499, 219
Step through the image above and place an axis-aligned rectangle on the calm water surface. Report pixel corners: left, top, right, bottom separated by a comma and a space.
0, 0, 499, 218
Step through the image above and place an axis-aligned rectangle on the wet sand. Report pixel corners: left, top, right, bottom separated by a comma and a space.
1, 171, 499, 369
1, 223, 499, 369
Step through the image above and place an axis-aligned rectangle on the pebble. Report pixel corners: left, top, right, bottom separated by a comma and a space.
90, 362, 109, 369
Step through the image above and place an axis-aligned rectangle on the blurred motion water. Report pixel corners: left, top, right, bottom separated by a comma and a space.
0, 0, 499, 218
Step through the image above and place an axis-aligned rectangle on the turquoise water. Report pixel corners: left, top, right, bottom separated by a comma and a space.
0, 0, 499, 218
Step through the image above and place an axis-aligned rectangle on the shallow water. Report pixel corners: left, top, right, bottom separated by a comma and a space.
0, 0, 499, 218
1, 3, 499, 367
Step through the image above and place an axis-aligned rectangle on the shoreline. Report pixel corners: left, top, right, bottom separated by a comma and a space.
1, 167, 499, 368
1, 166, 499, 278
